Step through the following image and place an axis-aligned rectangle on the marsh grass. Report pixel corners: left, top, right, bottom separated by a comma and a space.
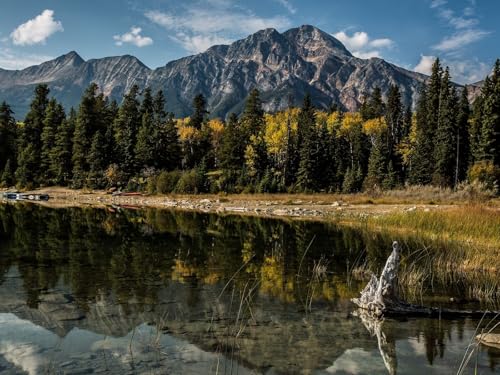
367, 205, 500, 249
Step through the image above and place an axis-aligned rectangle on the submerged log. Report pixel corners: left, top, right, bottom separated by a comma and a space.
352, 241, 500, 318
476, 333, 500, 349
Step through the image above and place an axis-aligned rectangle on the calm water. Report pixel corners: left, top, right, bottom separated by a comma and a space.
0, 203, 498, 374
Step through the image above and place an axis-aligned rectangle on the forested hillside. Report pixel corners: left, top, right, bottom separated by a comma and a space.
0, 59, 499, 195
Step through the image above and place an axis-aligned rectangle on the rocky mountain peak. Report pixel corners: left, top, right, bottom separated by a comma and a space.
0, 24, 439, 118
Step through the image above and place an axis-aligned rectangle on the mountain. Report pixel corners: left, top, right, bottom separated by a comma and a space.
0, 25, 431, 119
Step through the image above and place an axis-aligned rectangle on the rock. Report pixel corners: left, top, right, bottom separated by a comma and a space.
272, 209, 289, 216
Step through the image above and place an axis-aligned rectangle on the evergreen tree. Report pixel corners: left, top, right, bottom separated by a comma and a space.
240, 88, 264, 138
135, 111, 155, 168
0, 101, 17, 179
88, 131, 107, 188
72, 83, 101, 187
189, 94, 208, 130
1, 158, 14, 187
477, 60, 500, 165
219, 113, 244, 171
140, 87, 154, 116
364, 117, 390, 189
433, 68, 457, 187
114, 85, 141, 177
155, 114, 181, 170
16, 84, 50, 185
361, 87, 385, 120
51, 110, 74, 185
410, 87, 434, 184
456, 87, 471, 183
297, 94, 320, 191
40, 99, 65, 184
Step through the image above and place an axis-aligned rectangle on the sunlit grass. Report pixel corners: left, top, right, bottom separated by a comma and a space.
368, 205, 500, 249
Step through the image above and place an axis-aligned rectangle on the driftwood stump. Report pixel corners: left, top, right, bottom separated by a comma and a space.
351, 241, 500, 318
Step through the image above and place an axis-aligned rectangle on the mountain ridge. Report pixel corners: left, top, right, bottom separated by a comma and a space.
0, 24, 478, 118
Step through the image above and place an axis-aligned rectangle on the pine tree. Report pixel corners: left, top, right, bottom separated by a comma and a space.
297, 94, 319, 191
135, 111, 155, 168
88, 131, 106, 188
156, 115, 181, 170
433, 68, 457, 187
363, 117, 389, 189
1, 158, 14, 187
240, 88, 264, 139
410, 87, 434, 185
219, 113, 244, 171
40, 99, 65, 184
114, 85, 141, 177
361, 87, 385, 120
0, 101, 17, 180
72, 83, 101, 187
189, 94, 208, 130
51, 110, 74, 186
140, 87, 154, 116
456, 87, 471, 183
16, 84, 50, 186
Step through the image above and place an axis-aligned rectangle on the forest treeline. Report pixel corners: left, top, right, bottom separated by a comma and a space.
0, 58, 499, 194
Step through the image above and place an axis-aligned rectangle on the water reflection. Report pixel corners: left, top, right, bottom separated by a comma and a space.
0, 203, 498, 374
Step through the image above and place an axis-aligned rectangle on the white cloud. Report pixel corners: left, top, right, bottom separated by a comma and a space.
446, 58, 491, 84
414, 55, 436, 75
145, 5, 291, 54
333, 31, 394, 59
10, 9, 63, 46
171, 33, 232, 54
113, 27, 153, 47
429, 0, 489, 53
433, 29, 490, 51
275, 0, 297, 14
0, 47, 53, 70
430, 0, 447, 8
414, 54, 490, 84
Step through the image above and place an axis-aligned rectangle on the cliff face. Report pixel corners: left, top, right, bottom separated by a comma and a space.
0, 25, 431, 118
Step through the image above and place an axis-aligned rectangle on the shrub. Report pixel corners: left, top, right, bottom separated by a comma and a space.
174, 169, 202, 194
156, 170, 182, 194
468, 161, 500, 194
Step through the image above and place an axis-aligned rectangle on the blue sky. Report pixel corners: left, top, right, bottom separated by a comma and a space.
0, 0, 498, 83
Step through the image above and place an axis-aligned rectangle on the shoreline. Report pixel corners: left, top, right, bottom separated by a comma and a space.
1, 187, 464, 220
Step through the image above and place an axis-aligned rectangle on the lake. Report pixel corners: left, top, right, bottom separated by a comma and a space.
0, 203, 498, 374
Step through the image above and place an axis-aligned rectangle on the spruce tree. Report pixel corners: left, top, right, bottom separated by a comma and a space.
240, 88, 264, 138
410, 87, 434, 185
456, 87, 471, 183
297, 94, 319, 191
135, 111, 155, 168
114, 85, 141, 177
156, 114, 181, 171
433, 68, 457, 187
16, 84, 50, 186
72, 83, 100, 187
88, 131, 107, 188
219, 113, 244, 171
51, 111, 74, 186
0, 101, 17, 180
41, 99, 65, 184
190, 94, 208, 130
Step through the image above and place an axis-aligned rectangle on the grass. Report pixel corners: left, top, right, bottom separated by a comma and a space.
367, 205, 500, 249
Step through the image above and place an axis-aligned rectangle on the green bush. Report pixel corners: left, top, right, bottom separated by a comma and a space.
174, 169, 202, 194
156, 170, 182, 194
